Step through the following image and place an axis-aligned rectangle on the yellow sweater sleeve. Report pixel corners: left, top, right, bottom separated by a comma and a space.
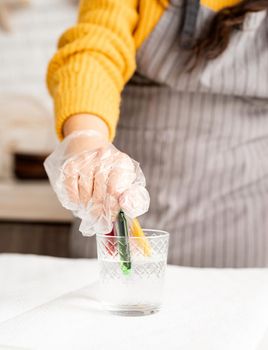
47, 0, 239, 140
47, 0, 139, 140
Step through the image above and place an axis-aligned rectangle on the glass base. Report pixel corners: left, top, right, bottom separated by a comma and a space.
103, 303, 160, 317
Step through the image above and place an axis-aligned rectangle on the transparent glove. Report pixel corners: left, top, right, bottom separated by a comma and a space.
44, 130, 150, 236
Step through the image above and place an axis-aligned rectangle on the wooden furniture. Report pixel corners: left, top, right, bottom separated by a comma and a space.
0, 180, 73, 256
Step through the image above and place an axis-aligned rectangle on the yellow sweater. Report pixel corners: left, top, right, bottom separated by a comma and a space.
47, 0, 240, 140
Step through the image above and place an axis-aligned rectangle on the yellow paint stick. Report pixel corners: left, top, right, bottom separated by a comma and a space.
130, 218, 152, 257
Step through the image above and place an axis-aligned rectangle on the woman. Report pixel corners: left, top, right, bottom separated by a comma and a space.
46, 0, 268, 267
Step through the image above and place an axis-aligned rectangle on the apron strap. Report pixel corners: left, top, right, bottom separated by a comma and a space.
180, 0, 200, 49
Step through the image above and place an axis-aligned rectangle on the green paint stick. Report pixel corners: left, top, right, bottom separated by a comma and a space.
117, 210, 131, 275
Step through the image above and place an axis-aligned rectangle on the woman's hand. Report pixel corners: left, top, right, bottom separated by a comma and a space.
44, 117, 150, 236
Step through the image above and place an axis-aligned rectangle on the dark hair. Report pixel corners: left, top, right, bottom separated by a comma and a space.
159, 0, 268, 67
191, 0, 268, 67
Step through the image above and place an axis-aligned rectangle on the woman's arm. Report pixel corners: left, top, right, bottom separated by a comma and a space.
47, 0, 139, 140
63, 114, 109, 140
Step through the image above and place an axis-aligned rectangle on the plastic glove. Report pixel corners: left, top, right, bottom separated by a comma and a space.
44, 130, 150, 236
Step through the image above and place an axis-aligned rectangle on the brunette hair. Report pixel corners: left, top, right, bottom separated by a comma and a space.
159, 0, 268, 67
192, 0, 268, 66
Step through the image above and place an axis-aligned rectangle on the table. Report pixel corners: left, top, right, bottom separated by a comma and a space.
0, 254, 268, 350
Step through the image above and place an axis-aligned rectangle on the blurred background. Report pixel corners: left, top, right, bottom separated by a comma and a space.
0, 0, 78, 257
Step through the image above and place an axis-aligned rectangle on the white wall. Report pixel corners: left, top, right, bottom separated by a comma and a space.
0, 0, 77, 178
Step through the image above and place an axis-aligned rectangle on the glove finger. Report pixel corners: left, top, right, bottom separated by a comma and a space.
91, 166, 118, 226
78, 173, 94, 208
107, 153, 136, 196
92, 171, 107, 203
79, 215, 113, 236
62, 160, 79, 205
100, 150, 128, 219
77, 154, 95, 207
107, 168, 136, 196
109, 195, 121, 222
120, 185, 150, 218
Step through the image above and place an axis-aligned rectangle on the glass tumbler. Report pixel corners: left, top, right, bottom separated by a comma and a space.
96, 229, 169, 316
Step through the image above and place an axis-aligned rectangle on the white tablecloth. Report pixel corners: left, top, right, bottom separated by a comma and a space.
0, 254, 268, 350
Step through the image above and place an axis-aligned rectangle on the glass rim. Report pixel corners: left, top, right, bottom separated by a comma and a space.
96, 228, 170, 239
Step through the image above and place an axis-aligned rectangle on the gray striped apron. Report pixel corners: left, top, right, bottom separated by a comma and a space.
70, 0, 268, 267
